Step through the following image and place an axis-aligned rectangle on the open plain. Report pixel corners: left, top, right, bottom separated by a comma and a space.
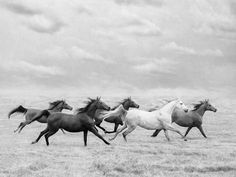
0, 95, 236, 177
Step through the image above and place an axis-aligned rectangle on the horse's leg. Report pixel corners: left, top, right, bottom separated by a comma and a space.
151, 129, 162, 137
83, 130, 88, 146
44, 130, 58, 146
18, 121, 30, 133
94, 126, 98, 132
164, 124, 187, 141
163, 129, 170, 141
14, 122, 24, 133
60, 129, 66, 134
184, 126, 193, 138
197, 125, 207, 138
96, 124, 107, 133
89, 127, 110, 145
105, 123, 119, 134
31, 127, 49, 144
109, 123, 127, 141
122, 126, 136, 142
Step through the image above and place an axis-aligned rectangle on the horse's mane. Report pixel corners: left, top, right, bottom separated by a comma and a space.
192, 100, 208, 111
48, 100, 63, 110
112, 97, 131, 110
76, 98, 98, 114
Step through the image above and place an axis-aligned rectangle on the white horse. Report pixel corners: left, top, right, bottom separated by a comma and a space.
102, 99, 188, 141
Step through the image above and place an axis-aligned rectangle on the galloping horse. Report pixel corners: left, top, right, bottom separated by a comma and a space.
151, 99, 217, 139
101, 99, 189, 141
30, 97, 111, 146
8, 100, 73, 133
94, 97, 139, 133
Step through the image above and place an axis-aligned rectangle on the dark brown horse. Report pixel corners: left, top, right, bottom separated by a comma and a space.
94, 97, 139, 133
151, 100, 217, 139
30, 97, 111, 146
8, 100, 73, 133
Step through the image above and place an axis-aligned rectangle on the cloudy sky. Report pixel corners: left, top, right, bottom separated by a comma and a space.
0, 0, 235, 98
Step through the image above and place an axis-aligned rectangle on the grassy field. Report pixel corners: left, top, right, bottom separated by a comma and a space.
0, 95, 236, 177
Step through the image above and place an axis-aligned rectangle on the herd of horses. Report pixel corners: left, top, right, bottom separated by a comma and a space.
8, 97, 217, 146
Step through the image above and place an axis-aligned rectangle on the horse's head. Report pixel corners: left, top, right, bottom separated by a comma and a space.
49, 100, 73, 111
61, 100, 73, 111
123, 97, 139, 110
175, 99, 188, 112
204, 100, 217, 112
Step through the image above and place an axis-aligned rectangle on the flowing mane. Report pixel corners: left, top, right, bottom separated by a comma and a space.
48, 100, 63, 110
192, 100, 208, 111
112, 97, 131, 110
76, 98, 98, 114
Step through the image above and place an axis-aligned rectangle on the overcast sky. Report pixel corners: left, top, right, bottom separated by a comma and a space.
0, 0, 235, 99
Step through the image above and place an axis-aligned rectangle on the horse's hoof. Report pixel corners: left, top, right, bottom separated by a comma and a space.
184, 139, 187, 141
31, 141, 36, 144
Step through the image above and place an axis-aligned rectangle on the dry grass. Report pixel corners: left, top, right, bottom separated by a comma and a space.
0, 95, 236, 177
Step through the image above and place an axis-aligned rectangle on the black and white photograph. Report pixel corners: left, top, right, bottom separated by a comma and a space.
0, 0, 236, 176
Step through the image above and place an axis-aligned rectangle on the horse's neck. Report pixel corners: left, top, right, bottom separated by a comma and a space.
157, 101, 177, 115
122, 102, 129, 110
196, 106, 206, 117
49, 104, 63, 112
86, 107, 97, 118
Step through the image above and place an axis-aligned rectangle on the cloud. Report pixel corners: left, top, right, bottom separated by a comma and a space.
133, 58, 175, 74
97, 9, 162, 37
123, 19, 162, 37
200, 49, 224, 57
161, 42, 224, 57
1, 1, 64, 34
77, 5, 93, 16
26, 14, 64, 34
70, 46, 113, 63
120, 14, 162, 37
1, 1, 40, 16
1, 60, 64, 76
190, 0, 236, 37
114, 0, 163, 7
161, 42, 196, 55
44, 46, 112, 63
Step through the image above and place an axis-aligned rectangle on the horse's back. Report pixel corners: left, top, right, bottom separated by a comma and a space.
172, 110, 199, 127
25, 109, 43, 120
126, 109, 160, 129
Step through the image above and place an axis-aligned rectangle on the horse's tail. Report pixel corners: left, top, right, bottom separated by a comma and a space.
28, 110, 50, 124
8, 105, 27, 119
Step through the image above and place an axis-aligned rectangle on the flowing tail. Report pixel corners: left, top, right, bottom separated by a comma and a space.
28, 110, 50, 124
8, 105, 27, 119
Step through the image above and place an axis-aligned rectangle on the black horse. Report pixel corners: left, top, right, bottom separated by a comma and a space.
94, 97, 139, 133
30, 97, 111, 146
